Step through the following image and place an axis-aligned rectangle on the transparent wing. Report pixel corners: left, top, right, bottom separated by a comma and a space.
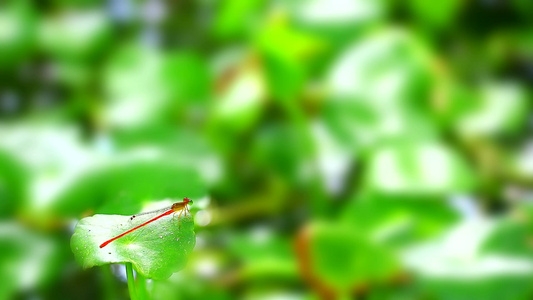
129, 206, 173, 221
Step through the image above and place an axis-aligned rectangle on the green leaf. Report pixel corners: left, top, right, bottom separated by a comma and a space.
291, 0, 386, 26
0, 222, 60, 300
404, 220, 533, 300
258, 20, 324, 101
364, 142, 475, 195
454, 82, 528, 138
0, 151, 27, 218
408, 0, 463, 30
103, 45, 166, 128
480, 219, 531, 258
229, 229, 299, 281
71, 210, 196, 280
324, 29, 437, 150
306, 221, 398, 292
343, 194, 459, 248
41, 10, 111, 62
251, 124, 307, 184
211, 59, 266, 132
51, 157, 207, 217
162, 52, 212, 105
0, 124, 98, 217
0, 1, 36, 69
213, 0, 265, 39
481, 204, 533, 259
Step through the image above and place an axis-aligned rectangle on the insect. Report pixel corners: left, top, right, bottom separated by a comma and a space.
99, 197, 193, 248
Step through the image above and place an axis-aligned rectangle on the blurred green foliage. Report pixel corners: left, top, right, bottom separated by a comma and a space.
1, 0, 533, 299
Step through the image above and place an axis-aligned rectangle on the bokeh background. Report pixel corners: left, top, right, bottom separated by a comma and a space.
2, 0, 533, 299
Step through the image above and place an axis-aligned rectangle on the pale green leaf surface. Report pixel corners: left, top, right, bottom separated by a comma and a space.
71, 211, 195, 280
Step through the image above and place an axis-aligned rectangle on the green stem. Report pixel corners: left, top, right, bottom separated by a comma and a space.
125, 263, 138, 300
101, 265, 118, 300
136, 272, 149, 300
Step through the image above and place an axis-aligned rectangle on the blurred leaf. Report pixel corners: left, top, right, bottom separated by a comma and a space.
213, 0, 265, 39
103, 45, 167, 128
0, 151, 27, 218
0, 124, 97, 214
408, 0, 463, 30
433, 80, 481, 128
105, 47, 212, 130
211, 56, 266, 132
327, 29, 434, 103
312, 120, 354, 196
54, 61, 93, 88
455, 82, 528, 138
324, 99, 437, 152
0, 1, 36, 69
343, 194, 459, 248
111, 129, 222, 185
291, 0, 386, 26
425, 277, 533, 300
404, 219, 533, 300
0, 222, 59, 300
71, 212, 195, 280
151, 270, 232, 300
51, 157, 207, 217
251, 123, 307, 184
304, 221, 399, 293
480, 218, 532, 259
258, 19, 324, 101
325, 29, 437, 150
364, 142, 475, 195
512, 0, 533, 19
481, 204, 533, 258
287, 0, 387, 66
162, 52, 212, 106
229, 228, 299, 282
41, 10, 111, 62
